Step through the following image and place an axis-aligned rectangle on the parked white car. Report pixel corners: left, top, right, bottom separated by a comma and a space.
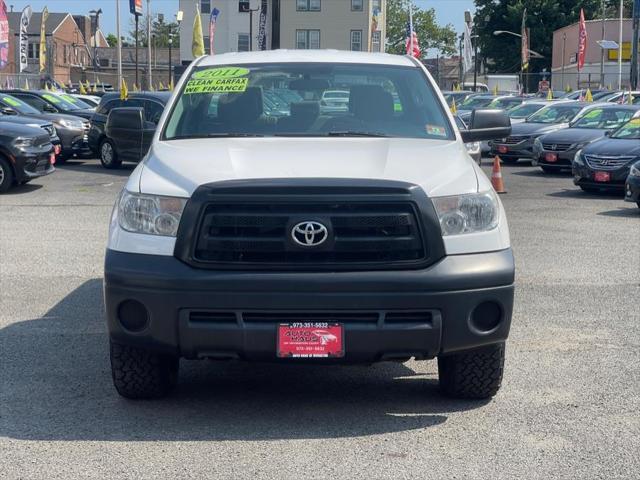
104, 50, 515, 400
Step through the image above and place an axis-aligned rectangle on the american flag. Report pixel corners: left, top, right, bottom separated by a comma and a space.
405, 6, 421, 58
209, 8, 220, 55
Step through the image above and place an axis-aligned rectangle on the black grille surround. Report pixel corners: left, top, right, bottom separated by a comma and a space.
174, 178, 446, 271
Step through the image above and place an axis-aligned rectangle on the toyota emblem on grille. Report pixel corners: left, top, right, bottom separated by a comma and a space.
291, 221, 329, 247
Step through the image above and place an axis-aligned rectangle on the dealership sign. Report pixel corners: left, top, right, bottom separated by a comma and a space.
129, 0, 142, 16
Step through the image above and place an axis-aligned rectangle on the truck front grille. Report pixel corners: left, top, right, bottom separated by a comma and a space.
193, 202, 426, 266
585, 155, 635, 171
174, 179, 446, 271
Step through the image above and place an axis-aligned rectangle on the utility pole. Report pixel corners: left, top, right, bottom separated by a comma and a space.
458, 35, 463, 86
600, 0, 606, 87
116, 0, 122, 91
619, 0, 624, 89
241, 2, 260, 51
561, 32, 566, 90
147, 0, 152, 89
135, 13, 139, 87
631, 0, 640, 89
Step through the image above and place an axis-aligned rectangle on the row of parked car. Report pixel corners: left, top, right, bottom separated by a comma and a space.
444, 90, 640, 209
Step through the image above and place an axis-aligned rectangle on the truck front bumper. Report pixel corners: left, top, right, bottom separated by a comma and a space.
104, 249, 515, 363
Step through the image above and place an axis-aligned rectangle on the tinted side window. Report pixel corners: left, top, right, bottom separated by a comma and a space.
12, 94, 48, 111
98, 99, 123, 115
143, 100, 165, 125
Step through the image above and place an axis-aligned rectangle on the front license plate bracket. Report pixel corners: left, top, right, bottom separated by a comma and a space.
277, 323, 344, 358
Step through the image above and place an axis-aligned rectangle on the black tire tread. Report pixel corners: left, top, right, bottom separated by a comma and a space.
438, 343, 505, 399
0, 156, 14, 193
100, 139, 121, 169
110, 341, 178, 399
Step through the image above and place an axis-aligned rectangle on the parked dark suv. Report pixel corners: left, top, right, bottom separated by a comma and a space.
88, 92, 170, 168
0, 122, 54, 192
0, 91, 91, 160
0, 89, 95, 120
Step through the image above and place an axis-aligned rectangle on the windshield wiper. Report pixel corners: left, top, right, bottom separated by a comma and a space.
168, 133, 265, 140
326, 131, 390, 137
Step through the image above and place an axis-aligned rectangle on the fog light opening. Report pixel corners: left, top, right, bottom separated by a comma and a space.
117, 299, 150, 333
470, 301, 502, 334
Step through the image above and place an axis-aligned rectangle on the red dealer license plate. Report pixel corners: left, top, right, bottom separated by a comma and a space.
498, 145, 508, 154
545, 152, 558, 162
277, 323, 344, 358
594, 171, 611, 182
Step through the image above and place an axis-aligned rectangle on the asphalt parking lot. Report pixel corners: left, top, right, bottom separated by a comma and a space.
1, 158, 639, 479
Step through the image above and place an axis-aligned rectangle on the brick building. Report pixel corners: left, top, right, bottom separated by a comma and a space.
4, 12, 108, 85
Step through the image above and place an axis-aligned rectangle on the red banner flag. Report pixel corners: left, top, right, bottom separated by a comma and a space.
578, 8, 587, 71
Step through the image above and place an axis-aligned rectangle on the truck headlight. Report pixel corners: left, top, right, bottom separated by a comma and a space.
432, 191, 499, 236
56, 118, 85, 129
118, 190, 188, 237
630, 163, 640, 177
574, 149, 585, 165
13, 137, 34, 147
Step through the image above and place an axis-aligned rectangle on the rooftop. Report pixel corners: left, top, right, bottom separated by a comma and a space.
197, 50, 418, 67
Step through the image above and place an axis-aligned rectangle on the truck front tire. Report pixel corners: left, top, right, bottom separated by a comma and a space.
438, 343, 505, 399
110, 341, 179, 399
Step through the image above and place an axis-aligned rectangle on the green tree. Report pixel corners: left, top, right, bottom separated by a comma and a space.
128, 15, 180, 48
105, 33, 118, 47
386, 0, 457, 56
475, 0, 633, 79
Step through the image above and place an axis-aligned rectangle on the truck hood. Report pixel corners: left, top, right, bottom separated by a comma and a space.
136, 137, 480, 198
538, 127, 605, 145
0, 115, 49, 127
582, 137, 640, 157
511, 121, 568, 137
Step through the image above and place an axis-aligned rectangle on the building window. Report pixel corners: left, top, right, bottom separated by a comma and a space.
297, 0, 320, 11
296, 30, 320, 49
201, 0, 211, 14
28, 43, 40, 59
203, 36, 210, 54
372, 31, 382, 52
351, 30, 362, 51
351, 0, 363, 11
238, 33, 250, 52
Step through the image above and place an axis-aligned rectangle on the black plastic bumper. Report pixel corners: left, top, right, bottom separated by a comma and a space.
573, 164, 630, 190
534, 149, 577, 168
104, 249, 515, 362
625, 175, 640, 204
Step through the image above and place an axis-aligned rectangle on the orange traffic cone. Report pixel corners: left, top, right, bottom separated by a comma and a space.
492, 156, 507, 194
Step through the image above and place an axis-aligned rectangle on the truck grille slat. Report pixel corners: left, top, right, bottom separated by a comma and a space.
193, 202, 427, 266
542, 142, 572, 151
584, 155, 635, 171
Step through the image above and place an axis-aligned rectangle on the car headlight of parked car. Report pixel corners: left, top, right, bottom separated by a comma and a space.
56, 118, 85, 129
533, 137, 542, 151
432, 191, 499, 236
118, 190, 188, 237
13, 137, 34, 148
629, 163, 640, 177
574, 149, 585, 166
465, 141, 481, 155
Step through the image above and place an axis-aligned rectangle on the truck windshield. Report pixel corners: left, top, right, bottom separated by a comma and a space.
163, 63, 454, 140
526, 104, 582, 124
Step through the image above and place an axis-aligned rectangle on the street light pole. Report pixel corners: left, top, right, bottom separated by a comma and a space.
116, 0, 122, 91
561, 32, 566, 91
241, 2, 260, 51
600, 0, 606, 87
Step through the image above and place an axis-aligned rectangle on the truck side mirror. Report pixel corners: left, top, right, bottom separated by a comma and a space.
461, 109, 512, 143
